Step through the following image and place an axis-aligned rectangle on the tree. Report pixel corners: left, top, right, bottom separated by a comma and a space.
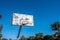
0, 14, 2, 19
35, 33, 43, 40
21, 35, 26, 40
55, 31, 60, 37
0, 14, 7, 40
0, 14, 2, 33
0, 14, 2, 38
9, 38, 12, 40
51, 22, 60, 40
29, 36, 35, 40
2, 38, 8, 40
51, 22, 60, 31
0, 25, 3, 33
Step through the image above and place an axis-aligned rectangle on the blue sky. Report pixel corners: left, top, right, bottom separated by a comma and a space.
0, 0, 60, 39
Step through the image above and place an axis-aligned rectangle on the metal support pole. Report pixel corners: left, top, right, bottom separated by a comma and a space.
17, 25, 22, 39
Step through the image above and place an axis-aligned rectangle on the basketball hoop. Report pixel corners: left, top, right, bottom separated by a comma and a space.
22, 21, 28, 25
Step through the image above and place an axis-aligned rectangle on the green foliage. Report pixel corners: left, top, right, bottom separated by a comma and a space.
0, 25, 3, 33
0, 14, 2, 19
51, 22, 60, 31
0, 34, 2, 38
0, 38, 7, 40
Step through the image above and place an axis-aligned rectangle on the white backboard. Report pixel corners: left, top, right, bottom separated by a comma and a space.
12, 13, 34, 26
